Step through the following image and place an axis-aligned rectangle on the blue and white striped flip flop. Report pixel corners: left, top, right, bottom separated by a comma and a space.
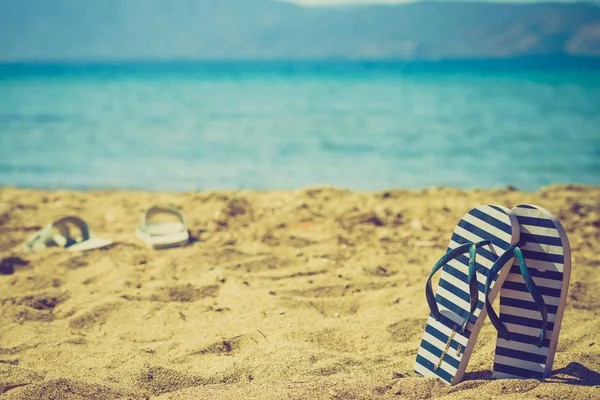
485, 204, 571, 380
414, 205, 520, 385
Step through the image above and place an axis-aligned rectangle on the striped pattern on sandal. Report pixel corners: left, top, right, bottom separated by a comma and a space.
415, 205, 520, 385
492, 204, 571, 380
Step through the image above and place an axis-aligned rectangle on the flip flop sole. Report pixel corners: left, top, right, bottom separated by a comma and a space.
136, 224, 189, 250
492, 204, 571, 380
67, 238, 113, 252
415, 205, 520, 385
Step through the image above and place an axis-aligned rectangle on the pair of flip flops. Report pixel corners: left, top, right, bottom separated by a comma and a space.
415, 204, 570, 385
24, 206, 190, 253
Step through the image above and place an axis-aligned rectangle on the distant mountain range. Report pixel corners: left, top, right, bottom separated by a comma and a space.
1, 0, 600, 61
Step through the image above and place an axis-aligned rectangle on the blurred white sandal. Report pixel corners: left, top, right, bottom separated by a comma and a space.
135, 206, 190, 249
23, 216, 113, 253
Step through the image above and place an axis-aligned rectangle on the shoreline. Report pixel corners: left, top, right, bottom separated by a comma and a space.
1, 185, 599, 399
1, 182, 596, 194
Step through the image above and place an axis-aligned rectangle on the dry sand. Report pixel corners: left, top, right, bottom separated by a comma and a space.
0, 185, 599, 399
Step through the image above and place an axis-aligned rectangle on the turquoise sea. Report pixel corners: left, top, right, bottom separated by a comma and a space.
1, 62, 599, 191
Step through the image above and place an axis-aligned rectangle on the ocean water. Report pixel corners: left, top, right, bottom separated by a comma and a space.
1, 61, 599, 192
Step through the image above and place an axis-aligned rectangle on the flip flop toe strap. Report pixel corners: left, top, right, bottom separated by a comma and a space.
139, 206, 187, 234
53, 216, 91, 247
484, 242, 548, 347
426, 239, 490, 334
23, 216, 90, 253
24, 225, 54, 253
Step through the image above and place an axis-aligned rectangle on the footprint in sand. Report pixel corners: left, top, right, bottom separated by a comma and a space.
1, 291, 70, 324
2, 291, 70, 310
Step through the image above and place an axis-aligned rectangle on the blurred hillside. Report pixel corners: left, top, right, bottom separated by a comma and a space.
1, 0, 599, 61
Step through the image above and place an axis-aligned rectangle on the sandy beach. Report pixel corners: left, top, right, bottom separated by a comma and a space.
1, 185, 599, 399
